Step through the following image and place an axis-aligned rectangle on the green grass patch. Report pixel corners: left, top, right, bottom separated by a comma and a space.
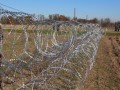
3, 29, 85, 35
106, 31, 120, 36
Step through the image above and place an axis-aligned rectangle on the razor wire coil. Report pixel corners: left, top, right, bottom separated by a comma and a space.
0, 5, 103, 90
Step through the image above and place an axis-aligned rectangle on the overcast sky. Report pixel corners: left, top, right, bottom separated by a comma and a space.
0, 0, 120, 21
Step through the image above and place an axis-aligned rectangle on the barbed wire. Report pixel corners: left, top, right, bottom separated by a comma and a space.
0, 5, 103, 90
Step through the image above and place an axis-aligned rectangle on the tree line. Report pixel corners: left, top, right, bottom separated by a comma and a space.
0, 15, 115, 27
0, 16, 33, 25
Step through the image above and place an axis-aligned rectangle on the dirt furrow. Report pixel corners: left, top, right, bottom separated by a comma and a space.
85, 36, 120, 90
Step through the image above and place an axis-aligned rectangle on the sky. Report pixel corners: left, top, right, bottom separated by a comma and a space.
0, 0, 120, 22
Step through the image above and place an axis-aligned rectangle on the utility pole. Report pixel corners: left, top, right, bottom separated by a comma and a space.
86, 15, 88, 20
86, 15, 88, 24
74, 8, 76, 21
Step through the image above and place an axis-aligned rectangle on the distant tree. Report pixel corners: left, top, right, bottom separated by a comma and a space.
53, 15, 59, 20
77, 19, 87, 23
8, 16, 16, 24
24, 16, 33, 24
49, 15, 53, 20
101, 18, 112, 27
91, 18, 98, 23
15, 16, 24, 24
0, 15, 16, 24
58, 15, 69, 21
104, 18, 111, 24
0, 16, 9, 24
37, 14, 45, 21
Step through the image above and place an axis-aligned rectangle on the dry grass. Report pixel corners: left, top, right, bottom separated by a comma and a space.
2, 30, 76, 90
2, 27, 120, 90
84, 31, 120, 90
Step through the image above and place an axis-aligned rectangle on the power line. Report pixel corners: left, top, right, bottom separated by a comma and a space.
0, 2, 34, 17
0, 2, 22, 12
0, 2, 31, 15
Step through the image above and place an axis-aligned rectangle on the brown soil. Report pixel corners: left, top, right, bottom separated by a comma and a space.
85, 35, 120, 90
